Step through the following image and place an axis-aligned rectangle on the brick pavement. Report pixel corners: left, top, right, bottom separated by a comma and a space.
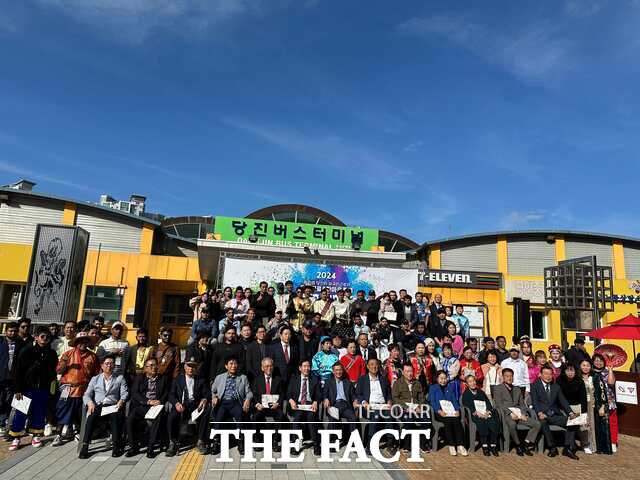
394, 435, 640, 480
0, 435, 638, 480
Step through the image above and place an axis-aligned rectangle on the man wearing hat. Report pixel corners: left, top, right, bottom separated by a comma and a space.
190, 306, 217, 345
500, 346, 530, 395
52, 332, 100, 447
165, 356, 211, 456
311, 336, 339, 383
564, 337, 591, 368
97, 322, 130, 377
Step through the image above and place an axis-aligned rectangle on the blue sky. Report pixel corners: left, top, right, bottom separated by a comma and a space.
1, 0, 639, 244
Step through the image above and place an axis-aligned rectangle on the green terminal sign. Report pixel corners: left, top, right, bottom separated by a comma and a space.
214, 216, 379, 251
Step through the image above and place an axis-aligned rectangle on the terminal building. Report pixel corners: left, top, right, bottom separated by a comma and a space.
1, 180, 639, 368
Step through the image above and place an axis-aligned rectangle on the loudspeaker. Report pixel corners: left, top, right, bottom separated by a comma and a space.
22, 224, 90, 325
513, 297, 531, 343
133, 276, 150, 328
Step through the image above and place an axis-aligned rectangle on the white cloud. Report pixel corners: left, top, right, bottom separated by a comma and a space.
403, 141, 423, 152
397, 15, 575, 84
499, 209, 575, 229
565, 0, 606, 17
37, 0, 257, 43
220, 117, 413, 191
0, 160, 92, 191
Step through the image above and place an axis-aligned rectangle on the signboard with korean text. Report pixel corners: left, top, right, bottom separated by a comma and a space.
214, 216, 379, 251
418, 269, 502, 290
222, 257, 417, 296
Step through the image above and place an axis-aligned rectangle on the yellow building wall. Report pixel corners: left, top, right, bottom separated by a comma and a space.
0, 241, 200, 345
424, 238, 638, 371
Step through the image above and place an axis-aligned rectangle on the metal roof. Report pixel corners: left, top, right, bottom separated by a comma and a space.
418, 229, 640, 250
0, 187, 161, 227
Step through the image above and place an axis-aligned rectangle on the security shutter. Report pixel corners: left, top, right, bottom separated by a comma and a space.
624, 243, 640, 278
507, 237, 556, 276
76, 207, 142, 253
565, 239, 614, 272
0, 196, 64, 244
440, 240, 497, 272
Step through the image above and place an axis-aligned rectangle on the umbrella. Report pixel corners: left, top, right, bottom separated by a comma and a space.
585, 314, 640, 363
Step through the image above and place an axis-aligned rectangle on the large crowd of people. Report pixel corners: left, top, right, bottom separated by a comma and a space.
0, 282, 624, 461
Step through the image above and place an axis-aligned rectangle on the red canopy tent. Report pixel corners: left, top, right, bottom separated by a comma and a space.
585, 314, 640, 362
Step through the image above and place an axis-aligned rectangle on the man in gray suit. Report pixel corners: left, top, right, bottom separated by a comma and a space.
211, 355, 252, 454
79, 355, 129, 459
493, 368, 540, 456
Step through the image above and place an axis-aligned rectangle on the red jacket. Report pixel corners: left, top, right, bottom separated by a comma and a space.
340, 354, 366, 383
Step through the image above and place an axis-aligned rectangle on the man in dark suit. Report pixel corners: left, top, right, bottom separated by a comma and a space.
126, 358, 169, 458
269, 326, 298, 385
530, 365, 579, 459
428, 293, 445, 320
287, 359, 321, 456
356, 358, 392, 450
246, 325, 270, 382
0, 322, 24, 432
165, 356, 211, 457
251, 357, 287, 452
355, 333, 377, 363
323, 362, 358, 444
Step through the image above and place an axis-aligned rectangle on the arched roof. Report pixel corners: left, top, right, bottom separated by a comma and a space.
419, 229, 640, 250
245, 204, 345, 226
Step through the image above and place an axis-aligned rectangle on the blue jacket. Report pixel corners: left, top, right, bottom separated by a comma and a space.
428, 383, 460, 413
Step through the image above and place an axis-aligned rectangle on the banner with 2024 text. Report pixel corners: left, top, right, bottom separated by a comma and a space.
222, 257, 417, 296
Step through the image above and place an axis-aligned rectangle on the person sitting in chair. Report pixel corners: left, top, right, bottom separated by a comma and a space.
287, 359, 321, 456
210, 355, 252, 455
530, 365, 579, 460
493, 368, 539, 456
79, 355, 128, 459
322, 362, 358, 446
126, 358, 169, 458
165, 356, 211, 457
251, 357, 287, 452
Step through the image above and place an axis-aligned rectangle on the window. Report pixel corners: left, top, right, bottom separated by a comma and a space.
530, 310, 547, 340
82, 286, 122, 323
161, 294, 192, 325
0, 284, 25, 319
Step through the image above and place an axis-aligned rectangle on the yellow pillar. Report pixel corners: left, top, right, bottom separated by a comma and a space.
612, 241, 626, 279
555, 236, 566, 263
497, 236, 508, 274
61, 202, 77, 225
140, 225, 154, 254
429, 244, 441, 269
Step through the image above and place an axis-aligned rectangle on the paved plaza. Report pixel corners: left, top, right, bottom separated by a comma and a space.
0, 434, 638, 480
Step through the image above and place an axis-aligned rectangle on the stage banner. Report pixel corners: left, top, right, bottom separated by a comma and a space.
214, 216, 379, 251
23, 224, 90, 325
222, 257, 417, 296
